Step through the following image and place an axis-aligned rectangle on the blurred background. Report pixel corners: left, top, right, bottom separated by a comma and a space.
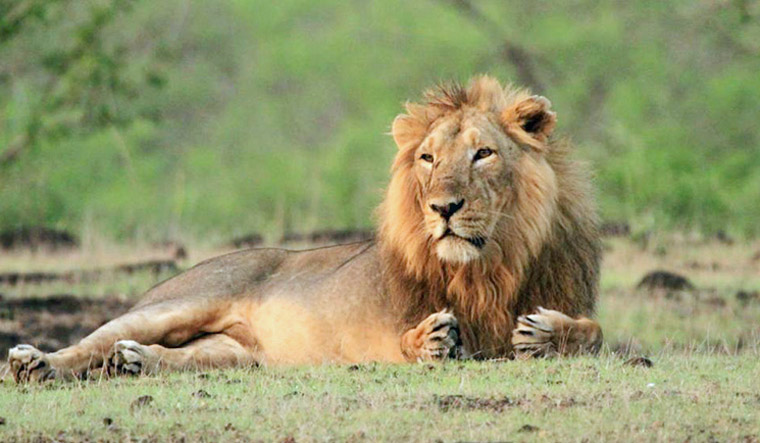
1, 0, 759, 246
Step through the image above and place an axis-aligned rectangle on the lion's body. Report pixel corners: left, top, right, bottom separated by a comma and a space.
134, 242, 405, 365
9, 76, 603, 382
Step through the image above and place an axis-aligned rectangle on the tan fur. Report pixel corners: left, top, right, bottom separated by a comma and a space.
8, 76, 602, 382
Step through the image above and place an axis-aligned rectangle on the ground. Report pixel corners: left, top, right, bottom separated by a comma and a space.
0, 235, 759, 441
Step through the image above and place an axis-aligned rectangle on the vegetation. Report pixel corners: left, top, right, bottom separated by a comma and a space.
1, 0, 759, 243
1, 355, 759, 441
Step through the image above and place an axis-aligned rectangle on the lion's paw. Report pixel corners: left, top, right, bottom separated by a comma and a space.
8, 344, 57, 383
107, 340, 158, 376
402, 310, 462, 361
512, 307, 602, 358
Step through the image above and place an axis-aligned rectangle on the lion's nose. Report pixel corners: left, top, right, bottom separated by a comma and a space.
430, 199, 465, 220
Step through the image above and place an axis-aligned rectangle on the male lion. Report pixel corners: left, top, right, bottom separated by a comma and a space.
8, 76, 602, 382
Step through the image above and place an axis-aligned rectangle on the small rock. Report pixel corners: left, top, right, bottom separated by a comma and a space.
715, 230, 733, 245
519, 424, 539, 432
599, 221, 631, 237
737, 290, 759, 305
624, 356, 654, 368
192, 389, 212, 398
131, 395, 154, 409
174, 246, 188, 261
636, 270, 694, 291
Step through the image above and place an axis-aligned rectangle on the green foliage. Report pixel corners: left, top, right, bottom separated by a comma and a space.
1, 0, 759, 241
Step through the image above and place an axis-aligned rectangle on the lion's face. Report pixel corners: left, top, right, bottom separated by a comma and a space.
386, 76, 558, 265
413, 110, 518, 263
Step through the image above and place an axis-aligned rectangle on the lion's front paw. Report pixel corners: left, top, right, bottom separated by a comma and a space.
402, 310, 462, 361
8, 345, 57, 383
107, 340, 158, 376
512, 307, 602, 358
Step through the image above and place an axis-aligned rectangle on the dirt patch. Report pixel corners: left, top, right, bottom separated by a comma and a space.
0, 227, 78, 251
0, 294, 132, 357
435, 394, 514, 413
230, 233, 264, 249
0, 260, 179, 286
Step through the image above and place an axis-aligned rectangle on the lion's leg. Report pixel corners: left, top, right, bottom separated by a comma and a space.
107, 326, 258, 375
400, 310, 462, 362
511, 307, 603, 358
9, 302, 233, 382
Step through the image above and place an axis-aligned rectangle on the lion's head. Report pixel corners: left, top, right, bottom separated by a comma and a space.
381, 76, 560, 271
378, 76, 599, 355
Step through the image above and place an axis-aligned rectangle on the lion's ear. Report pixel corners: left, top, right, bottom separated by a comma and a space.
501, 95, 557, 150
391, 113, 427, 151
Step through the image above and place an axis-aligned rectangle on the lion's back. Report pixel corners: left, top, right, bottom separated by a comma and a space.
132, 241, 382, 309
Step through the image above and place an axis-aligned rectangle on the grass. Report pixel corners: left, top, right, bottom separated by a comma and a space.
0, 356, 758, 441
1, 237, 760, 441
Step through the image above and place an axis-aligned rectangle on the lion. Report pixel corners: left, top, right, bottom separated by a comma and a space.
8, 76, 602, 382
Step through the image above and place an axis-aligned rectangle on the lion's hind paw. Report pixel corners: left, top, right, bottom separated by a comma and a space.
107, 340, 154, 376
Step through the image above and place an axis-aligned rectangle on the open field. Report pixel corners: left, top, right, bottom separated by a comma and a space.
1, 236, 759, 441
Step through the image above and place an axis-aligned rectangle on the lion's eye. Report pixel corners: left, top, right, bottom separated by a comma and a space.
474, 148, 494, 161
420, 153, 434, 163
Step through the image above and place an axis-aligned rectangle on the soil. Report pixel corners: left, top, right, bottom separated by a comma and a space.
0, 260, 178, 286
435, 394, 515, 412
230, 233, 264, 249
0, 227, 78, 251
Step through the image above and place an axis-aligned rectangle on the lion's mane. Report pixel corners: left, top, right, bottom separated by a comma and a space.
377, 77, 601, 357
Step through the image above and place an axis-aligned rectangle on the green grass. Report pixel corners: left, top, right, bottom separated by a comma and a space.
1, 355, 758, 441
